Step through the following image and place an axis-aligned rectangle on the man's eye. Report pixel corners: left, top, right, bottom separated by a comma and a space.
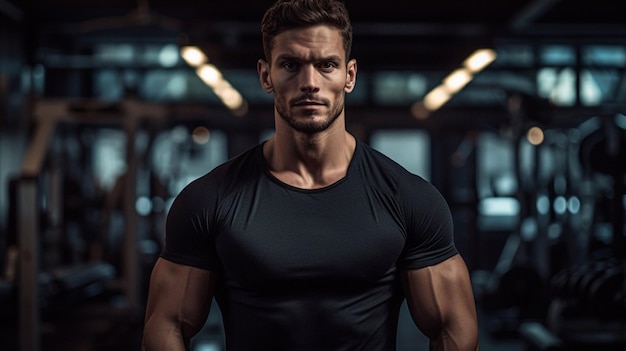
282, 62, 298, 71
321, 62, 337, 71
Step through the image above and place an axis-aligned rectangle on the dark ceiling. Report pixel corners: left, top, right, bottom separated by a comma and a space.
5, 0, 626, 72
1, 0, 625, 131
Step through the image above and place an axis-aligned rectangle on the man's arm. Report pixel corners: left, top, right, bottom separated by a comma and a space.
142, 258, 216, 351
401, 254, 479, 351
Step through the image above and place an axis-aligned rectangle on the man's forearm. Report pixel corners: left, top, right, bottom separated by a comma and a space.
428, 324, 479, 351
142, 320, 188, 351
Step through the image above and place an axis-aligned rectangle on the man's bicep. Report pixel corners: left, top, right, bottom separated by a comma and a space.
401, 254, 479, 350
144, 258, 216, 342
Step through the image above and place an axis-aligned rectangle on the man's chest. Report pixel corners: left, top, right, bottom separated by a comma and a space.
214, 182, 407, 288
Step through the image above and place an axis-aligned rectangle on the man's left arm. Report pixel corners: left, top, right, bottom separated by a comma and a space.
401, 254, 480, 351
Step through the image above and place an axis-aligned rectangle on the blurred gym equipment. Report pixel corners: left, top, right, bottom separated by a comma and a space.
521, 113, 626, 351
7, 98, 167, 351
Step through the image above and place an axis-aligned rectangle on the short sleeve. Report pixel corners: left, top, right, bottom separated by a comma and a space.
397, 176, 458, 269
161, 176, 220, 271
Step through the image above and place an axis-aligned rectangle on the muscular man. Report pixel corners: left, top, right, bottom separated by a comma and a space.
142, 0, 479, 350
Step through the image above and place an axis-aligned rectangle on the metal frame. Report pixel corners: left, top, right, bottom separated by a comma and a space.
16, 98, 166, 351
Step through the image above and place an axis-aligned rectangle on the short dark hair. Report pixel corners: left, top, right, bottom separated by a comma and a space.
261, 0, 353, 63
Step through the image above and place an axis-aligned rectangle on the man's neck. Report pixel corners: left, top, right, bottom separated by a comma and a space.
263, 130, 356, 189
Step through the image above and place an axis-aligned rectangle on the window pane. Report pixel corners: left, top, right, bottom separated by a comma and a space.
493, 45, 534, 67
580, 69, 621, 106
150, 126, 228, 195
476, 133, 519, 230
537, 67, 576, 106
369, 129, 430, 180
582, 45, 626, 66
540, 45, 575, 65
373, 72, 427, 105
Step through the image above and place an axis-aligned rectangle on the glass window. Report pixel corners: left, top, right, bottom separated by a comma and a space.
476, 132, 520, 230
580, 69, 621, 106
369, 129, 430, 180
150, 126, 228, 195
92, 128, 127, 191
540, 45, 576, 66
94, 69, 125, 101
372, 72, 427, 105
476, 132, 517, 199
582, 45, 626, 66
94, 43, 136, 65
492, 45, 534, 67
142, 69, 209, 102
479, 197, 520, 216
93, 43, 181, 67
537, 67, 576, 106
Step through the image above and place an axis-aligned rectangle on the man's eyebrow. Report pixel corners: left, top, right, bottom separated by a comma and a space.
275, 54, 343, 62
274, 54, 297, 61
320, 55, 342, 62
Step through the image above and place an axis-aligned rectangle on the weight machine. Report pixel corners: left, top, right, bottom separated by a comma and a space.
11, 98, 166, 351
522, 113, 626, 351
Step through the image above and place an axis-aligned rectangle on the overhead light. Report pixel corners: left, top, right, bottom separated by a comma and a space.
196, 64, 222, 87
198, 67, 245, 112
423, 85, 452, 111
183, 46, 248, 115
414, 48, 497, 118
443, 68, 473, 93
181, 46, 207, 67
212, 80, 243, 109
463, 49, 497, 73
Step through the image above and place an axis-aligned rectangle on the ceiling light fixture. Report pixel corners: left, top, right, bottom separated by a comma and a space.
181, 45, 247, 115
181, 46, 208, 67
412, 48, 497, 119
463, 49, 497, 73
443, 68, 473, 93
423, 85, 452, 111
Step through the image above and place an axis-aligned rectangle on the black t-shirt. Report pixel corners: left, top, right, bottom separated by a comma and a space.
162, 139, 457, 351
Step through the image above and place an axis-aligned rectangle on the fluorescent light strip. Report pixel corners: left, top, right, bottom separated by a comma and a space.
181, 46, 207, 67
443, 68, 473, 93
414, 48, 496, 118
463, 49, 497, 73
182, 46, 247, 114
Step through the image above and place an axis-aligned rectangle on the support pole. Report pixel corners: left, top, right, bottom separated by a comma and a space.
122, 114, 140, 311
17, 177, 40, 351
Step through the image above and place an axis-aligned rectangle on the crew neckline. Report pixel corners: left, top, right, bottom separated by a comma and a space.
259, 140, 360, 193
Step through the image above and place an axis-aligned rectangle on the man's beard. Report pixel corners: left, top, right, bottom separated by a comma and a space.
275, 93, 345, 134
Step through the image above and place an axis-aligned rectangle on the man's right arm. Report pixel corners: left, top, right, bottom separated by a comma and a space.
142, 258, 216, 351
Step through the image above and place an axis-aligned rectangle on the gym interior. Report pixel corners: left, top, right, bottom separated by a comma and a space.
1, 0, 625, 350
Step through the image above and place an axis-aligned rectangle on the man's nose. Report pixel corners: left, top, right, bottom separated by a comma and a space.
299, 65, 320, 93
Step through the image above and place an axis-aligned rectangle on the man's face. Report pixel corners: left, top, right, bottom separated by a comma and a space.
258, 25, 357, 134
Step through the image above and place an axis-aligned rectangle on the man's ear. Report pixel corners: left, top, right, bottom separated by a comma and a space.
258, 59, 273, 93
344, 58, 357, 93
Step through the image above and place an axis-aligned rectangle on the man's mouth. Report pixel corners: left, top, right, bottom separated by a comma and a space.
294, 101, 324, 106
292, 95, 326, 106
